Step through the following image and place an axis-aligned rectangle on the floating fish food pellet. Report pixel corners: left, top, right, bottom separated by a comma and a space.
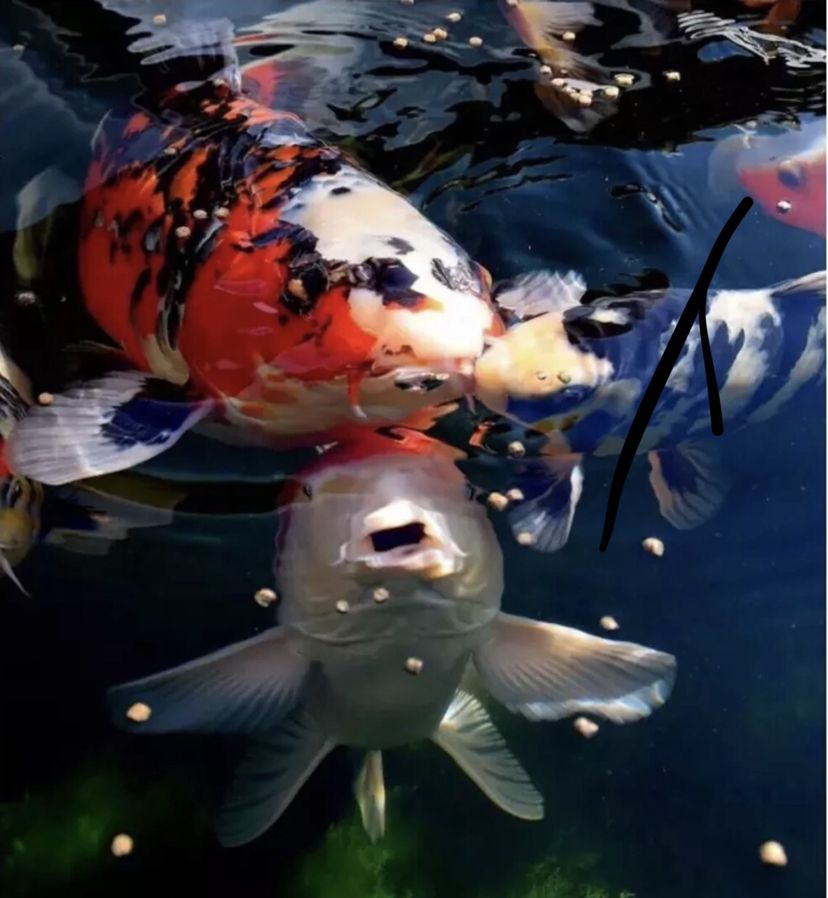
468, 36, 483, 47
551, 78, 566, 88
393, 37, 408, 49
152, 13, 167, 26
433, 27, 448, 40
405, 656, 424, 675
423, 32, 437, 43
603, 85, 620, 99
400, 0, 414, 4
507, 441, 526, 457
777, 200, 792, 214
373, 587, 390, 603
539, 64, 552, 76
614, 73, 635, 87
562, 31, 576, 42
516, 531, 536, 546
192, 208, 208, 220
335, 599, 350, 614
175, 225, 191, 239
506, 488, 524, 502
576, 91, 593, 107
487, 492, 510, 512
254, 587, 278, 607
447, 12, 462, 23
506, 0, 519, 6
126, 702, 152, 723
37, 392, 54, 406
13, 44, 24, 53
215, 206, 230, 219
15, 290, 37, 306
574, 717, 599, 738
642, 536, 665, 557
759, 841, 787, 866
111, 833, 134, 857
600, 615, 620, 631
163, 146, 178, 156
664, 70, 681, 82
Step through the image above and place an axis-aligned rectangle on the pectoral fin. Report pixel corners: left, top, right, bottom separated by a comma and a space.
648, 443, 727, 530
433, 691, 543, 821
354, 750, 386, 842
216, 711, 335, 847
508, 455, 584, 552
6, 371, 213, 485
108, 627, 308, 734
493, 270, 587, 321
474, 614, 676, 723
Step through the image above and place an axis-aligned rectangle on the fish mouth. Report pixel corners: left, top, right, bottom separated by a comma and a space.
340, 500, 465, 580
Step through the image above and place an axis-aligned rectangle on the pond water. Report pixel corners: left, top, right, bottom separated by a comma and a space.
0, 2, 824, 898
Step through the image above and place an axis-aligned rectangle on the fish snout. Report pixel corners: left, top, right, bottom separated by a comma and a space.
346, 500, 465, 580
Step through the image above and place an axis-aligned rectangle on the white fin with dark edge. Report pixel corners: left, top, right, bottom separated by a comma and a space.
6, 371, 213, 486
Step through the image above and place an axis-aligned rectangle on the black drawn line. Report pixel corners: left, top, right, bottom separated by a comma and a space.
599, 197, 754, 552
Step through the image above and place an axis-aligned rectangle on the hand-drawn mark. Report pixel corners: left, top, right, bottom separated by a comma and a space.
599, 197, 754, 552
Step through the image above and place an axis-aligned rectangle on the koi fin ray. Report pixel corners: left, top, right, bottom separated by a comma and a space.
433, 690, 543, 821
508, 455, 584, 552
108, 626, 308, 735
474, 613, 676, 723
6, 371, 213, 486
648, 443, 727, 530
216, 711, 335, 847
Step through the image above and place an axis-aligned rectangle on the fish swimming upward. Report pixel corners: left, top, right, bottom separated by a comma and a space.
7, 18, 502, 487
473, 269, 826, 551
108, 429, 676, 845
709, 119, 826, 239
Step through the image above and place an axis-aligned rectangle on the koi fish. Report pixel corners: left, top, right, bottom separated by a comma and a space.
108, 429, 675, 845
7, 18, 502, 486
473, 268, 826, 551
709, 119, 826, 238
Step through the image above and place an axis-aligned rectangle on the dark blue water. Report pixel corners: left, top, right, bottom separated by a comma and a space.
0, 2, 824, 897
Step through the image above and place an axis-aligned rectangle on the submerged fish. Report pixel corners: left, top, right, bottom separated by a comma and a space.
473, 269, 826, 551
709, 120, 826, 238
7, 18, 502, 487
109, 429, 675, 845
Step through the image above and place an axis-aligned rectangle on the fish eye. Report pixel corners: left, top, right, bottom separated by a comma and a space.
778, 161, 804, 189
7, 479, 23, 506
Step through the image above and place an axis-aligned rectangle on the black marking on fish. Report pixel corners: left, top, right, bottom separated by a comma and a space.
330, 186, 351, 195
130, 268, 151, 313
387, 237, 413, 255
431, 257, 478, 293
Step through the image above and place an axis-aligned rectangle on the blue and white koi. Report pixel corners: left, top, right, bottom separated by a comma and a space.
474, 269, 826, 550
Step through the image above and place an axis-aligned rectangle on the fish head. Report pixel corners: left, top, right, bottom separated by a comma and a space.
274, 438, 502, 634
474, 312, 608, 426
710, 122, 827, 238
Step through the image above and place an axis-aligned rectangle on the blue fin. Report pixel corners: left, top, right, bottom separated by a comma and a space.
474, 613, 676, 724
6, 371, 213, 486
507, 454, 584, 552
216, 711, 335, 847
648, 443, 727, 530
108, 627, 308, 735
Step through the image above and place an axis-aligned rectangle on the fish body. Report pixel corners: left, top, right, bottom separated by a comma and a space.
474, 270, 826, 547
109, 430, 676, 844
8, 25, 501, 486
710, 120, 826, 238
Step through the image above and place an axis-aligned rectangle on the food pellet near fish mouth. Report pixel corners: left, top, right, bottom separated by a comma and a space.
126, 702, 152, 723
254, 588, 278, 607
405, 657, 424, 675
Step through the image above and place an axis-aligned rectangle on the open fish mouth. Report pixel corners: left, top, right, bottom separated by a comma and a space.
339, 500, 466, 579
